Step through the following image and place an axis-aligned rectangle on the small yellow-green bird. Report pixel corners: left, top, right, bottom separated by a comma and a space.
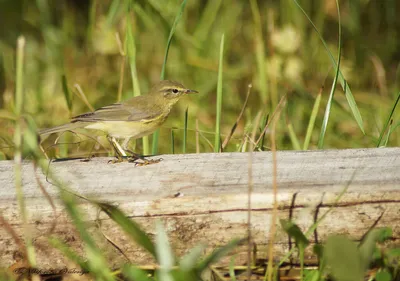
40, 80, 198, 164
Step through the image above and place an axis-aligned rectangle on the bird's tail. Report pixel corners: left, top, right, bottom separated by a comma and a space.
39, 123, 84, 136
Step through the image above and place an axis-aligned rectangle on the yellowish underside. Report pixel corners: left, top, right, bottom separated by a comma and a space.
84, 120, 162, 139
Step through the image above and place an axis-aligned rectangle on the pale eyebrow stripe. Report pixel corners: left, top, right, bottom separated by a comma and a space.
160, 86, 184, 91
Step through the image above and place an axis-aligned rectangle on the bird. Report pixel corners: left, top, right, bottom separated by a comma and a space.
40, 80, 198, 164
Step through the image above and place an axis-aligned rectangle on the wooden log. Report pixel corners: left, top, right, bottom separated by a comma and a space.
0, 148, 399, 271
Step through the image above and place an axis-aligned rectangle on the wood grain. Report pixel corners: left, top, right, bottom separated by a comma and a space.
0, 148, 399, 270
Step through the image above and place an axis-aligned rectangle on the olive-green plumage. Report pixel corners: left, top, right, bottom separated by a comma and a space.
40, 80, 197, 157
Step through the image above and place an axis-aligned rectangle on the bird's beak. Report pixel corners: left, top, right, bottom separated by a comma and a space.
185, 89, 198, 94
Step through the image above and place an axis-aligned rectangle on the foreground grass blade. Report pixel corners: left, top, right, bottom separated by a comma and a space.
123, 264, 152, 281
303, 92, 322, 150
324, 236, 364, 281
197, 238, 244, 273
214, 34, 225, 152
49, 237, 89, 271
292, 0, 364, 134
155, 221, 175, 281
376, 91, 400, 147
97, 202, 156, 258
61, 191, 114, 281
14, 36, 37, 267
318, 0, 342, 148
183, 107, 188, 153
152, 0, 188, 154
180, 244, 206, 271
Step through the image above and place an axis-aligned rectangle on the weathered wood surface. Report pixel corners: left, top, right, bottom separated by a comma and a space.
0, 148, 399, 270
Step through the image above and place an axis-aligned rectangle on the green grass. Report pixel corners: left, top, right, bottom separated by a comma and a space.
0, 1, 398, 159
1, 0, 400, 280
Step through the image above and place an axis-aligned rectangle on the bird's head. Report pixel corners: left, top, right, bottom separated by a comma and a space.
151, 80, 198, 105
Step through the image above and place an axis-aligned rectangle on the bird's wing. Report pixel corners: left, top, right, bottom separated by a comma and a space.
72, 99, 162, 123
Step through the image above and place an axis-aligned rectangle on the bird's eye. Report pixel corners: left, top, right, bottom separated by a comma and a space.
172, 89, 179, 94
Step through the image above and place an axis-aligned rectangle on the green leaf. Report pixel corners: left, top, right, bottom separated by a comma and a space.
303, 269, 320, 281
318, 0, 342, 148
61, 75, 72, 112
375, 269, 392, 281
303, 92, 321, 150
214, 33, 225, 152
359, 228, 392, 270
123, 264, 153, 281
96, 202, 156, 258
292, 0, 364, 134
280, 219, 309, 248
324, 235, 364, 281
155, 221, 174, 281
153, 0, 188, 155
313, 244, 324, 259
377, 91, 400, 147
155, 220, 175, 267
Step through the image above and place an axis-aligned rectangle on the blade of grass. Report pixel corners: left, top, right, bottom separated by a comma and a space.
382, 119, 393, 147
61, 75, 72, 158
197, 238, 244, 272
287, 121, 301, 150
276, 172, 353, 270
376, 91, 400, 147
152, 0, 188, 155
265, 104, 280, 281
222, 84, 252, 150
155, 221, 174, 281
193, 0, 223, 44
292, 0, 364, 134
61, 75, 72, 113
115, 32, 126, 103
170, 129, 175, 154
180, 244, 206, 271
318, 0, 342, 148
49, 237, 88, 271
125, 11, 148, 155
255, 95, 287, 147
97, 202, 156, 258
60, 190, 114, 281
196, 119, 200, 153
106, 0, 121, 27
303, 90, 322, 150
183, 107, 188, 153
258, 113, 269, 151
74, 84, 94, 112
14, 36, 36, 267
229, 255, 238, 281
123, 264, 153, 281
214, 34, 225, 152
250, 0, 268, 105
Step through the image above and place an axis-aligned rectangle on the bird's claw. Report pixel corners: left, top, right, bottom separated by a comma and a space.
131, 158, 163, 166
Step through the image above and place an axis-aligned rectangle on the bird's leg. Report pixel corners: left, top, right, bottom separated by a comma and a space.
121, 138, 144, 162
107, 136, 127, 163
125, 147, 163, 166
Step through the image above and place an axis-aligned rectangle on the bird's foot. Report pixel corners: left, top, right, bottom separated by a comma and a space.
131, 158, 163, 166
125, 149, 162, 166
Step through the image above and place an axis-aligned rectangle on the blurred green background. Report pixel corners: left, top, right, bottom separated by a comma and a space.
0, 0, 399, 159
